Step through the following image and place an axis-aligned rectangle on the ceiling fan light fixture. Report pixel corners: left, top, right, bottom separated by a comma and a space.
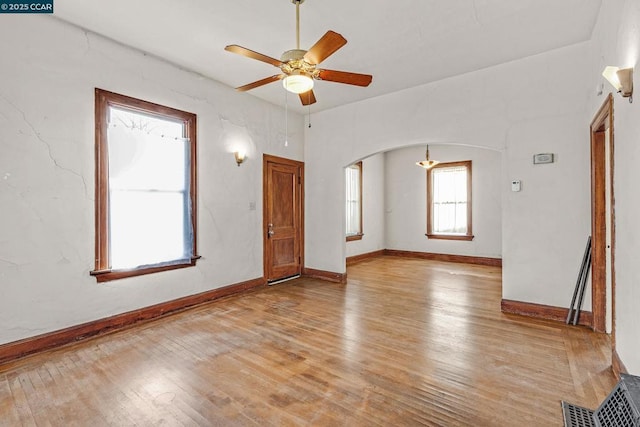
283, 72, 314, 94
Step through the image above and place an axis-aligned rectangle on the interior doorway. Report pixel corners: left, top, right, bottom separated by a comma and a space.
263, 154, 304, 282
590, 94, 615, 335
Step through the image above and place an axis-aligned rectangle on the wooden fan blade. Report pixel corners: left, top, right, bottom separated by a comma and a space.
299, 90, 317, 106
317, 69, 373, 87
303, 31, 347, 65
225, 45, 283, 67
236, 75, 285, 92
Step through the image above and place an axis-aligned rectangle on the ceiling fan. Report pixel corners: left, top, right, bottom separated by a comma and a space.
224, 0, 373, 106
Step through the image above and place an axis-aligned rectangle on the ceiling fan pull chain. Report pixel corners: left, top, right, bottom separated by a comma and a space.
285, 89, 289, 146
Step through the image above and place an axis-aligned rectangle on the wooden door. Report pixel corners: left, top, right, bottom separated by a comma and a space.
591, 130, 607, 332
263, 155, 304, 282
590, 94, 615, 334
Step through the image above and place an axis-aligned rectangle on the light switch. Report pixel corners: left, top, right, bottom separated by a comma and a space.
511, 180, 521, 192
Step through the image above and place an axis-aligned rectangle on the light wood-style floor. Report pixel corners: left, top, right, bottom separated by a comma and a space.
0, 257, 616, 426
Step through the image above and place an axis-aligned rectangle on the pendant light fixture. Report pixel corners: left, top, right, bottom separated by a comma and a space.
416, 145, 439, 169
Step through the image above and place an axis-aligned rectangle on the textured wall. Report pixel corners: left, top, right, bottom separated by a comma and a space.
0, 16, 304, 344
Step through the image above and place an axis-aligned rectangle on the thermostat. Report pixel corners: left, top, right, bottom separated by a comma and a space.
533, 153, 554, 164
511, 180, 521, 192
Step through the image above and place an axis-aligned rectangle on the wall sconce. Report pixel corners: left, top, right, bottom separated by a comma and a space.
234, 151, 246, 167
602, 66, 633, 103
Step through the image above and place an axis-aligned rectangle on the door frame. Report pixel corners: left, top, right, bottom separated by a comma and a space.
590, 93, 615, 335
262, 154, 305, 281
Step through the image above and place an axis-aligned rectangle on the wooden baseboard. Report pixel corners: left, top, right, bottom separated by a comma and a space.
0, 277, 266, 366
612, 349, 628, 378
346, 249, 385, 266
303, 268, 347, 284
384, 249, 502, 267
501, 299, 593, 327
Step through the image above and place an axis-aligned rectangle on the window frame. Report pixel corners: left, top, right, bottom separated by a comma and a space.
345, 161, 364, 241
91, 88, 199, 282
426, 160, 474, 241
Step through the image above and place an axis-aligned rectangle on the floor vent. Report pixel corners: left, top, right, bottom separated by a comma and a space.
562, 374, 640, 427
562, 402, 595, 427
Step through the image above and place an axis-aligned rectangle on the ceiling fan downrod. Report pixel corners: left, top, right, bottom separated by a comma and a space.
292, 0, 305, 50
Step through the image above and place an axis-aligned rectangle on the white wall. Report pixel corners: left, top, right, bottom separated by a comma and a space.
587, 0, 640, 374
345, 153, 385, 257
305, 42, 593, 309
502, 112, 592, 308
384, 145, 501, 258
0, 16, 304, 345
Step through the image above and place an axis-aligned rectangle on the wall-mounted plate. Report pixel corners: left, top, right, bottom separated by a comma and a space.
533, 153, 554, 164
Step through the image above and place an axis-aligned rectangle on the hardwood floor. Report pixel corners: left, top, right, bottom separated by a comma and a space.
0, 257, 616, 426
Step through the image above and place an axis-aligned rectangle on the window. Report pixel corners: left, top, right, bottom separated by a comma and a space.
345, 161, 363, 241
91, 89, 198, 282
427, 160, 473, 240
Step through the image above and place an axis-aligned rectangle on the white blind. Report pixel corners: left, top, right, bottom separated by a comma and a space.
432, 165, 468, 234
345, 164, 361, 236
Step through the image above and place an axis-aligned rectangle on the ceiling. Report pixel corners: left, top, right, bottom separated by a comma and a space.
54, 0, 602, 113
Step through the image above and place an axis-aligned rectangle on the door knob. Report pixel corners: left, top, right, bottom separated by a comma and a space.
267, 223, 275, 237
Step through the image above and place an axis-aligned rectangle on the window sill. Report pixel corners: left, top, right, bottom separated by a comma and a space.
425, 234, 474, 241
91, 256, 201, 282
346, 233, 364, 242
